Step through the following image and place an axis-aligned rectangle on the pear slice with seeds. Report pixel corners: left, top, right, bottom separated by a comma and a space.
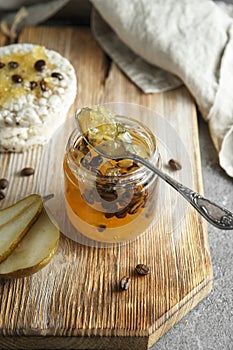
0, 209, 60, 278
0, 194, 43, 263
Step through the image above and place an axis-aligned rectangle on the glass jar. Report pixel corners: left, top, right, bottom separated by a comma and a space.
63, 115, 160, 244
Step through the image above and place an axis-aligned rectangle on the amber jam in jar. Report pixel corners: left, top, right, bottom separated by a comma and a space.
63, 115, 160, 244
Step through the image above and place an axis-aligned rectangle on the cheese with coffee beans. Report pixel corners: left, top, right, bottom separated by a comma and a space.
0, 44, 77, 152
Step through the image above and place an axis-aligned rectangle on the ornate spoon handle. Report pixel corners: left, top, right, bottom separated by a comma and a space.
167, 179, 233, 230
133, 155, 233, 230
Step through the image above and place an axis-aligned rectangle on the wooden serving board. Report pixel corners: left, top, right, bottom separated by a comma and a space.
0, 27, 212, 349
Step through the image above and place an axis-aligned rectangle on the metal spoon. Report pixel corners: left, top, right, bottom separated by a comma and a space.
76, 109, 233, 230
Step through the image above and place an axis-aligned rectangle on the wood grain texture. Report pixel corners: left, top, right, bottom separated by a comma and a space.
0, 27, 212, 349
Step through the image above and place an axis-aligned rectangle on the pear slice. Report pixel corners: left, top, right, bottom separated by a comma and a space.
0, 209, 60, 278
0, 194, 43, 263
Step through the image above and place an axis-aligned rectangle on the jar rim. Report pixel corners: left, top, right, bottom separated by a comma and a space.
66, 115, 159, 185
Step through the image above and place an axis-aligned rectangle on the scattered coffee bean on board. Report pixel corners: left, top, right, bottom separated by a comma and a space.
120, 276, 131, 290
135, 264, 150, 275
168, 159, 182, 171
0, 178, 9, 190
20, 167, 35, 176
43, 194, 54, 202
0, 191, 5, 200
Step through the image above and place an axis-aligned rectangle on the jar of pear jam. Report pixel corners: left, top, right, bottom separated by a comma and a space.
63, 115, 160, 244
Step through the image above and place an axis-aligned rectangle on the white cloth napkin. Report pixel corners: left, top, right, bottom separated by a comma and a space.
91, 0, 233, 178
0, 0, 69, 27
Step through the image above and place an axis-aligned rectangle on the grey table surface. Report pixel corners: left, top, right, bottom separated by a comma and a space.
150, 115, 233, 350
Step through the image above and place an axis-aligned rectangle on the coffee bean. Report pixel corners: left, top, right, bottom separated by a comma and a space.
127, 166, 139, 173
89, 155, 103, 167
0, 191, 5, 200
120, 276, 131, 290
40, 79, 48, 91
168, 159, 182, 171
43, 194, 54, 202
99, 191, 118, 202
104, 212, 115, 219
8, 61, 19, 69
0, 62, 5, 68
96, 182, 118, 202
133, 186, 145, 198
34, 59, 46, 71
30, 81, 38, 90
12, 74, 23, 83
115, 208, 128, 219
51, 72, 64, 80
20, 167, 35, 176
135, 264, 150, 275
0, 178, 9, 190
97, 224, 106, 232
128, 199, 144, 215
